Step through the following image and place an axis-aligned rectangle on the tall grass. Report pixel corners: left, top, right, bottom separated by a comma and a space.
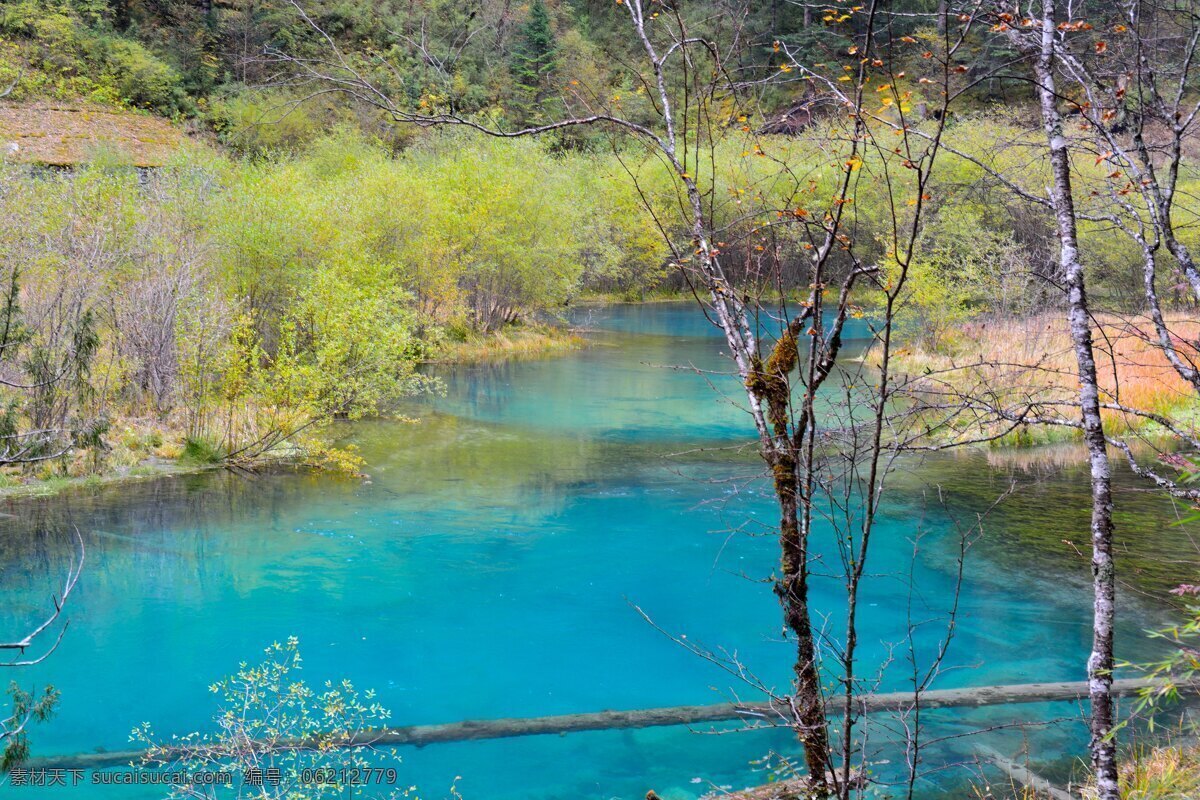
894, 312, 1200, 441
1118, 744, 1200, 799
431, 324, 584, 365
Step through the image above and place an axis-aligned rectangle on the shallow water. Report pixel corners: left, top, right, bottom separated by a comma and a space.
0, 302, 1195, 799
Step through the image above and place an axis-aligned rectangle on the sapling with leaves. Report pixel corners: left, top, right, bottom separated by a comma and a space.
133, 638, 405, 800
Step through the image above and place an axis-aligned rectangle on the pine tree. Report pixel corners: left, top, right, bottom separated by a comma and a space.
510, 0, 557, 112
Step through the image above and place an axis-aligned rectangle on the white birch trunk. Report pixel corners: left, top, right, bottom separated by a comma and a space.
1034, 3, 1119, 798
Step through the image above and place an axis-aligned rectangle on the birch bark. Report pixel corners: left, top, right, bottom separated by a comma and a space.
1033, 4, 1119, 797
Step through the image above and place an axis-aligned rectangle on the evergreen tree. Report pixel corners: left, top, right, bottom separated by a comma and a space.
510, 0, 557, 113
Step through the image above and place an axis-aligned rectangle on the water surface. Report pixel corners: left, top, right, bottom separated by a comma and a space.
0, 302, 1194, 798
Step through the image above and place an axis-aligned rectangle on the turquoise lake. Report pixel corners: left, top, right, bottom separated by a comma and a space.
0, 302, 1195, 798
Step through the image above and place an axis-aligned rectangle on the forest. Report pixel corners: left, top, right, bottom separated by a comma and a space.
1, 1, 1200, 799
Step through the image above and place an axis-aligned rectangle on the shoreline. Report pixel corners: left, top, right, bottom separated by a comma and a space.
0, 458, 220, 502
0, 320, 594, 502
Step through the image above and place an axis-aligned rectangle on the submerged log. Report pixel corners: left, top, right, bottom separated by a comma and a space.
697, 779, 812, 800
977, 745, 1076, 800
26, 677, 1189, 771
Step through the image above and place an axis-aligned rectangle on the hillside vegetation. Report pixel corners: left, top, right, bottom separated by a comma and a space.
0, 0, 814, 145
0, 3, 1198, 505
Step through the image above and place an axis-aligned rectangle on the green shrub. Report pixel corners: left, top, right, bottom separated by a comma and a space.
180, 436, 225, 465
103, 38, 187, 116
0, 1, 187, 114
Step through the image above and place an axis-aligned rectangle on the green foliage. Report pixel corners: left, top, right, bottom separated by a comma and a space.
0, 0, 853, 135
4, 110, 1190, 472
391, 134, 589, 329
100, 37, 187, 114
266, 264, 433, 420
181, 436, 225, 465
0, 0, 1117, 149
0, 131, 670, 470
0, 0, 187, 114
901, 207, 1035, 349
215, 131, 667, 333
206, 90, 336, 155
1, 682, 59, 772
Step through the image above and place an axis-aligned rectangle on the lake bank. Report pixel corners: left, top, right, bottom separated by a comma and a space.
890, 311, 1200, 448
0, 319, 589, 501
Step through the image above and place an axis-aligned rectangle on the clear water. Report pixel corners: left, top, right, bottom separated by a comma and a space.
0, 302, 1194, 799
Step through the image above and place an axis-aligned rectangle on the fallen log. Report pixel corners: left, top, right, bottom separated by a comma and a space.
26, 677, 1186, 771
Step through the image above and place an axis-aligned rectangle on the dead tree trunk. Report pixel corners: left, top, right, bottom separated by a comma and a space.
37, 677, 1194, 773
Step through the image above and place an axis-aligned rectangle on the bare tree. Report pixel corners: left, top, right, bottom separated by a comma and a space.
0, 170, 110, 467
1034, 0, 1200, 496
109, 170, 218, 415
1017, 5, 1200, 793
0, 528, 83, 769
856, 3, 1200, 795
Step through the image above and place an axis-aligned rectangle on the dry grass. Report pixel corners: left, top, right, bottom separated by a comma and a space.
703, 743, 1200, 800
0, 102, 185, 166
895, 312, 1200, 439
1114, 743, 1200, 800
1074, 743, 1200, 800
434, 326, 584, 364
